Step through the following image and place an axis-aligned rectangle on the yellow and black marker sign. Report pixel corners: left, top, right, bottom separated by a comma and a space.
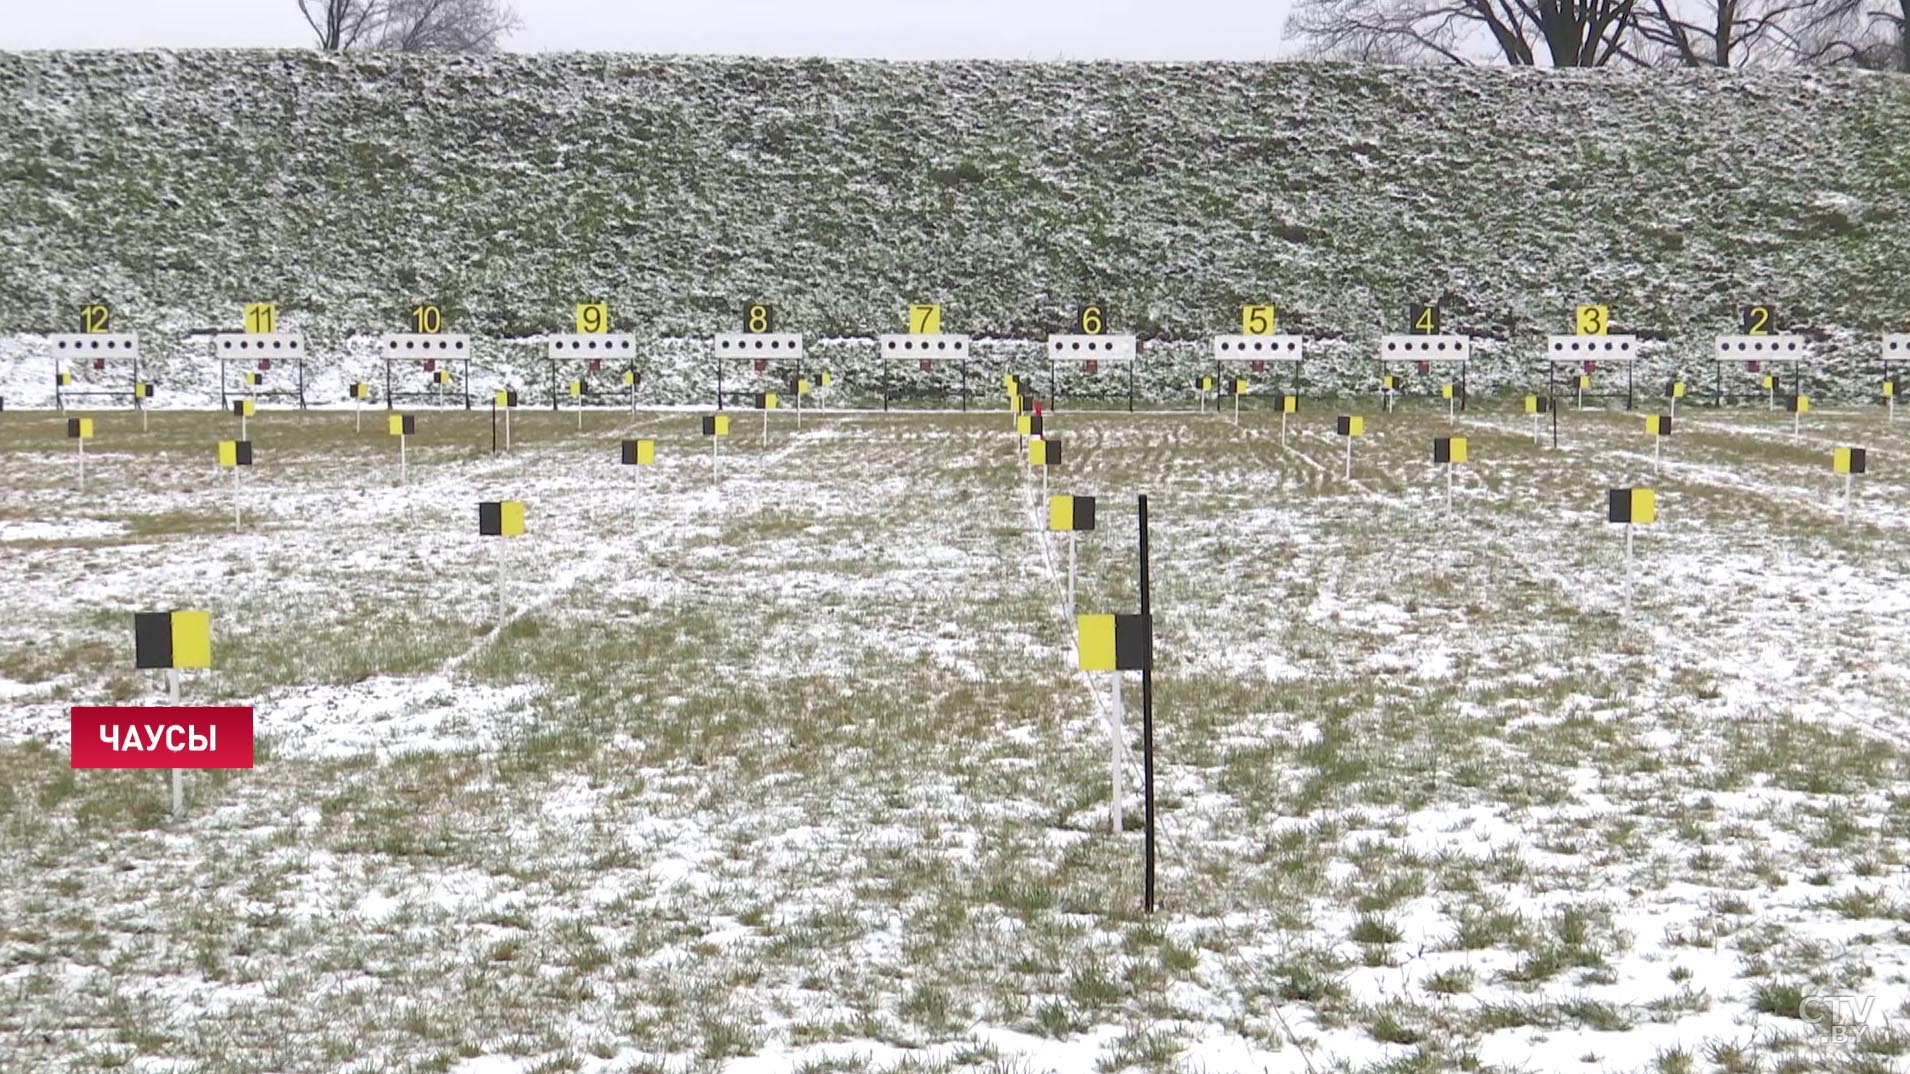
1029, 438, 1061, 466
350, 382, 370, 399
1077, 613, 1151, 672
1432, 436, 1467, 464
1017, 413, 1043, 437
133, 382, 154, 400
1833, 447, 1868, 475
1048, 494, 1096, 532
1789, 394, 1811, 414
1761, 374, 1777, 390
67, 418, 94, 439
388, 414, 416, 436
1577, 374, 1592, 390
623, 370, 639, 387
1004, 373, 1020, 393
1524, 395, 1552, 414
478, 500, 526, 537
494, 390, 520, 408
434, 370, 453, 385
1275, 393, 1298, 414
56, 372, 73, 386
1381, 375, 1400, 391
796, 378, 812, 396
1666, 380, 1686, 399
819, 372, 834, 388
569, 380, 583, 397
1229, 378, 1249, 396
134, 610, 211, 670
1575, 305, 1609, 336
217, 440, 254, 467
1196, 375, 1214, 393
1440, 383, 1455, 400
232, 399, 255, 418
1608, 488, 1657, 525
1336, 416, 1364, 437
621, 439, 656, 466
703, 414, 730, 437
755, 392, 778, 410
1886, 380, 1898, 399
244, 371, 264, 387
1645, 415, 1672, 436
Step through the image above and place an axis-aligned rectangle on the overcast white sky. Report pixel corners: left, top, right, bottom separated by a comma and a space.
0, 1, 1296, 58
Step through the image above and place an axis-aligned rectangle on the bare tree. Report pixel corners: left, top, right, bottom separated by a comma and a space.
1794, 0, 1910, 69
1628, 0, 1820, 64
1287, 0, 1640, 65
298, 0, 520, 51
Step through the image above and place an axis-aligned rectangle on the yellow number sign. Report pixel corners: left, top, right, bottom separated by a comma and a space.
1241, 305, 1276, 335
909, 304, 942, 334
80, 304, 111, 333
1078, 305, 1105, 335
575, 303, 609, 334
1575, 305, 1608, 336
411, 304, 443, 334
244, 303, 277, 334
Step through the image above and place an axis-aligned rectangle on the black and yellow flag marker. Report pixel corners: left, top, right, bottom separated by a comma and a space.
1049, 495, 1097, 531
1029, 438, 1061, 466
244, 371, 263, 387
1077, 613, 1152, 672
1645, 415, 1672, 436
1524, 395, 1552, 414
1608, 488, 1657, 525
569, 379, 583, 397
818, 371, 834, 388
434, 370, 453, 385
1884, 379, 1897, 399
494, 389, 520, 408
1275, 393, 1298, 413
350, 382, 370, 399
703, 414, 730, 437
1432, 436, 1468, 464
389, 414, 416, 436
1834, 447, 1868, 475
1018, 413, 1043, 438
621, 438, 656, 465
217, 440, 254, 467
67, 418, 94, 439
56, 372, 72, 387
1381, 374, 1400, 392
755, 392, 778, 410
1789, 394, 1811, 413
1666, 380, 1686, 398
622, 369, 639, 387
231, 399, 255, 417
1336, 416, 1364, 437
796, 378, 812, 395
1197, 375, 1215, 393
133, 382, 154, 400
134, 610, 211, 670
1440, 383, 1455, 399
478, 500, 526, 537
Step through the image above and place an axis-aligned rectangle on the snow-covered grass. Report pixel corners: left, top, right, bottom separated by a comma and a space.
3, 395, 1909, 1074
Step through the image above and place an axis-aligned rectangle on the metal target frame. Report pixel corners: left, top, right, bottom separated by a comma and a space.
1377, 335, 1471, 411
545, 334, 640, 411
1046, 334, 1138, 413
1211, 335, 1303, 404
1544, 335, 1640, 410
50, 333, 143, 412
212, 333, 309, 411
713, 333, 805, 410
877, 334, 976, 411
1710, 335, 1809, 407
380, 333, 473, 409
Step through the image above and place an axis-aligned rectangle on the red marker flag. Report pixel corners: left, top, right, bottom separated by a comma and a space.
71, 707, 255, 769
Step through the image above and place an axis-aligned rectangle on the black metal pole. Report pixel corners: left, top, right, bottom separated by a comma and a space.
462, 359, 470, 410
1626, 361, 1634, 411
384, 360, 394, 411
1714, 360, 1722, 408
490, 399, 497, 455
883, 360, 890, 413
1049, 359, 1057, 415
219, 358, 228, 412
1138, 493, 1155, 915
1549, 362, 1558, 450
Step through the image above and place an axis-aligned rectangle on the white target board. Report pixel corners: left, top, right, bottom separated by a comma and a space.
1213, 335, 1304, 361
1547, 335, 1638, 361
51, 333, 140, 361
878, 334, 973, 358
213, 333, 307, 357
715, 333, 805, 359
1882, 334, 1910, 359
547, 334, 637, 360
1048, 335, 1137, 362
1379, 335, 1470, 361
1715, 335, 1806, 358
382, 333, 472, 356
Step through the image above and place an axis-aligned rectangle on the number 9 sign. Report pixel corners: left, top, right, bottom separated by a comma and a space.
575, 303, 609, 334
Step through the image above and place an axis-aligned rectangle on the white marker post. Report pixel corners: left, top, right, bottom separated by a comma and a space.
167, 667, 182, 815
1109, 673, 1124, 835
